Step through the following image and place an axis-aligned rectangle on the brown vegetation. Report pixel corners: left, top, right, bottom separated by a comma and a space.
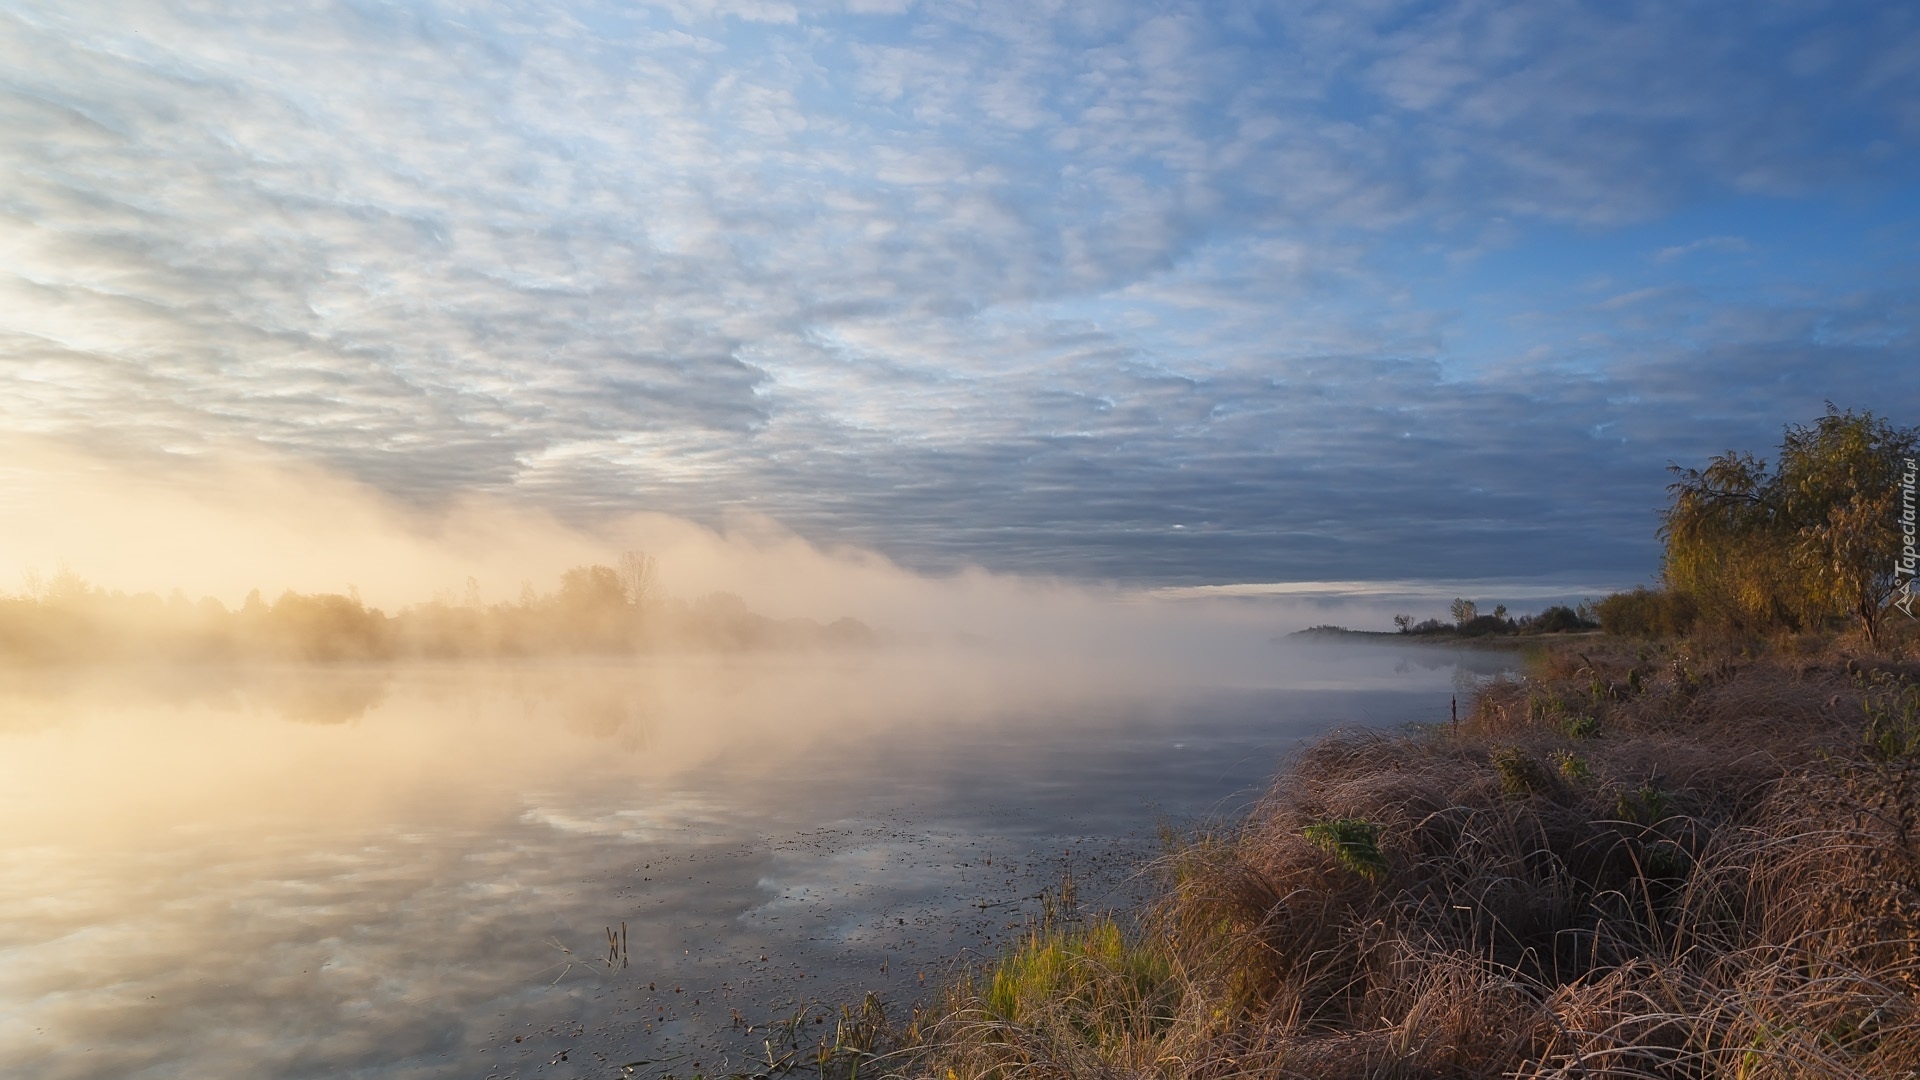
890, 626, 1920, 1078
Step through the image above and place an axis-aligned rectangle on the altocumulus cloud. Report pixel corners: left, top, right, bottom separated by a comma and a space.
1, 0, 1917, 585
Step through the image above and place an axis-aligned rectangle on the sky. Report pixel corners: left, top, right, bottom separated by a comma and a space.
3, 0, 1918, 591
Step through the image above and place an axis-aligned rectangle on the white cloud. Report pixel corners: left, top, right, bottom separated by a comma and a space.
1652, 235, 1752, 263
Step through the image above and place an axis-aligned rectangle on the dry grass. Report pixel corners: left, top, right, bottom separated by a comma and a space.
883, 633, 1920, 1079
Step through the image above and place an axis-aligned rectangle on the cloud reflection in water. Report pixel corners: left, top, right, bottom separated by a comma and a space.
0, 644, 1501, 1076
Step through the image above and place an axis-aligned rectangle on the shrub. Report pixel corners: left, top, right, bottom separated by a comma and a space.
1523, 604, 1597, 635
1595, 586, 1698, 638
1549, 748, 1593, 782
1614, 782, 1671, 826
1861, 673, 1920, 762
1456, 613, 1512, 637
1561, 713, 1600, 739
1492, 745, 1553, 797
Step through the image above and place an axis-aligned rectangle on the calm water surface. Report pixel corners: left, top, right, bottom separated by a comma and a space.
0, 642, 1508, 1078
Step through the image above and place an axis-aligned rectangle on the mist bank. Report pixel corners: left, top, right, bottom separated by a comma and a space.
0, 435, 1537, 670
0, 560, 890, 665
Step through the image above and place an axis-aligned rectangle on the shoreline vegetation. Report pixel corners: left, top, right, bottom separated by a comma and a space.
1289, 599, 1602, 646
873, 629, 1920, 1080
0, 554, 883, 664
818, 405, 1920, 1079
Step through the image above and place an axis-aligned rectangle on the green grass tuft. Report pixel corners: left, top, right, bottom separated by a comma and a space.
1302, 817, 1387, 880
983, 919, 1175, 1028
1549, 748, 1593, 782
1491, 745, 1553, 797
1615, 781, 1670, 825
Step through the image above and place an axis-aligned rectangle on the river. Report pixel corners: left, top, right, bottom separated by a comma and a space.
0, 640, 1509, 1078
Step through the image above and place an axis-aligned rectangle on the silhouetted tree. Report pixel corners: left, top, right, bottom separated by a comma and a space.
617, 550, 657, 608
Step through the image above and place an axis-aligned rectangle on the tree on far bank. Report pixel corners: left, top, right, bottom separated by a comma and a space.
617, 550, 657, 608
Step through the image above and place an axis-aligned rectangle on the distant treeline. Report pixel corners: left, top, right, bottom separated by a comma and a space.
1388, 599, 1600, 639
0, 554, 877, 664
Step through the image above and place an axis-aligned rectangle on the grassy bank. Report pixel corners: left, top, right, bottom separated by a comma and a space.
878, 628, 1920, 1079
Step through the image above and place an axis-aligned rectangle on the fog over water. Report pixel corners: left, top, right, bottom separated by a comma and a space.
0, 440, 1534, 1076
0, 434, 1614, 636
0, 644, 1509, 1078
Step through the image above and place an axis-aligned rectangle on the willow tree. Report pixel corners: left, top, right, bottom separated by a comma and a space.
1661, 406, 1918, 642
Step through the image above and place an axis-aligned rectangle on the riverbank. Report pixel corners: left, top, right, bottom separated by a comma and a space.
886, 629, 1920, 1078
1287, 623, 1604, 649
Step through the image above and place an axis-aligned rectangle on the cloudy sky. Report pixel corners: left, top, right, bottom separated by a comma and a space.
3, 0, 1917, 588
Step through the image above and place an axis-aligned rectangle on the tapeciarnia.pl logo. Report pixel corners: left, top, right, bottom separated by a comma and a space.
1898, 456, 1918, 619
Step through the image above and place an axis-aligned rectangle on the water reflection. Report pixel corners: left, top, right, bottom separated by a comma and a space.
0, 643, 1507, 1078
